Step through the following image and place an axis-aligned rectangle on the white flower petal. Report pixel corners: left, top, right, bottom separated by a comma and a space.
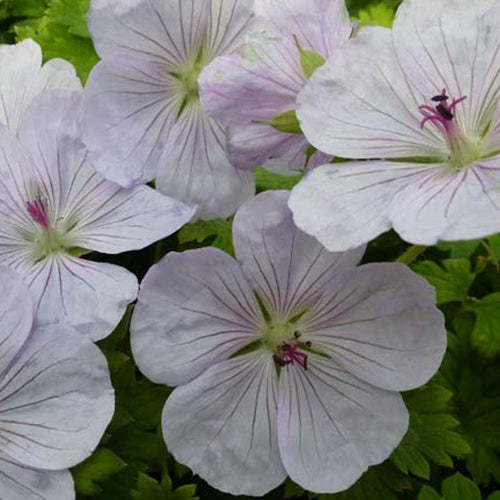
0, 40, 80, 133
277, 355, 408, 493
163, 351, 286, 496
83, 56, 180, 187
0, 324, 114, 469
233, 190, 365, 317
131, 247, 262, 386
300, 263, 446, 391
24, 255, 137, 341
0, 455, 74, 500
155, 104, 255, 220
255, 0, 352, 57
393, 0, 500, 135
297, 27, 443, 158
88, 0, 209, 63
0, 266, 33, 373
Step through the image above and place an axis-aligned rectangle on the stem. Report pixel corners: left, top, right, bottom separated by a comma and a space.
396, 245, 427, 265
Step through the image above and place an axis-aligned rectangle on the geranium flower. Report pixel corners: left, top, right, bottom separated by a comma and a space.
289, 0, 500, 251
0, 265, 114, 500
0, 91, 194, 340
82, 0, 256, 219
131, 190, 446, 495
199, 0, 354, 174
0, 39, 80, 133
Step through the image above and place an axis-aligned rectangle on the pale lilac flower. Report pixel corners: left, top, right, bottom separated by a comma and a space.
0, 90, 194, 340
0, 265, 114, 500
0, 39, 80, 133
82, 0, 256, 220
290, 0, 500, 251
199, 0, 354, 174
131, 190, 446, 495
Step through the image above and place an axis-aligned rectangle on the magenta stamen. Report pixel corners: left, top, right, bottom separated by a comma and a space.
26, 198, 50, 228
274, 333, 311, 371
418, 89, 467, 132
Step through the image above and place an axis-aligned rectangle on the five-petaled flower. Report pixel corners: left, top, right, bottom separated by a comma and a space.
131, 190, 446, 495
199, 0, 355, 174
82, 0, 257, 220
0, 90, 194, 340
0, 266, 114, 500
290, 0, 500, 250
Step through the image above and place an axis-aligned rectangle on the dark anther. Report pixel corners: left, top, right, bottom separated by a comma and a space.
305, 341, 312, 347
431, 94, 449, 102
436, 104, 454, 121
273, 354, 290, 367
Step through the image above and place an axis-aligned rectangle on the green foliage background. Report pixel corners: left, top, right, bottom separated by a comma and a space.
6, 0, 500, 498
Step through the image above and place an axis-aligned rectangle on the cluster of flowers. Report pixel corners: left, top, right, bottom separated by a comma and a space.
0, 0, 497, 497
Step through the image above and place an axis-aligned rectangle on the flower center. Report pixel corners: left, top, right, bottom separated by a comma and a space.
418, 89, 483, 169
262, 320, 310, 370
26, 198, 67, 258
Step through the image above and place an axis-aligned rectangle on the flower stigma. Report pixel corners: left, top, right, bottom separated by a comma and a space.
418, 89, 484, 169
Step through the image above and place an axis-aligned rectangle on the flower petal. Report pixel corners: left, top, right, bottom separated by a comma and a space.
24, 255, 137, 341
393, 0, 500, 135
297, 26, 443, 159
163, 351, 286, 496
277, 354, 408, 493
82, 56, 179, 187
131, 247, 263, 386
300, 263, 446, 391
155, 103, 255, 220
0, 266, 33, 373
233, 190, 365, 318
0, 39, 80, 133
88, 0, 209, 63
255, 0, 352, 57
0, 324, 114, 469
0, 456, 74, 500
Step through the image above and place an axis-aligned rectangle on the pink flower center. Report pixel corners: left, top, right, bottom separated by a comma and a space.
26, 198, 50, 228
418, 89, 466, 135
273, 332, 311, 370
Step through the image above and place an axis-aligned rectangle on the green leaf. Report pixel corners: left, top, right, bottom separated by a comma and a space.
131, 473, 198, 500
264, 109, 302, 134
45, 0, 90, 37
436, 240, 481, 259
358, 4, 396, 27
73, 448, 127, 496
470, 292, 500, 356
412, 259, 475, 303
417, 485, 442, 500
441, 473, 481, 500
391, 384, 470, 478
254, 167, 303, 192
178, 218, 234, 255
9, 0, 46, 18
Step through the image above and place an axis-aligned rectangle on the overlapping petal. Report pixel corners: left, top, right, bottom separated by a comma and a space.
233, 190, 365, 317
131, 247, 263, 386
393, 0, 500, 135
163, 351, 286, 496
297, 27, 444, 159
0, 324, 114, 469
254, 0, 352, 57
277, 354, 408, 493
0, 267, 33, 373
299, 263, 446, 391
0, 39, 80, 133
0, 456, 74, 500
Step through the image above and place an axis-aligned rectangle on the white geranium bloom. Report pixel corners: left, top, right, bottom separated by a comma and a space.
0, 39, 80, 132
0, 90, 194, 340
131, 190, 446, 495
0, 266, 114, 500
290, 0, 500, 250
82, 0, 256, 220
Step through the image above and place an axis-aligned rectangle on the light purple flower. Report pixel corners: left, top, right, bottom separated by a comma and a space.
0, 39, 81, 133
131, 190, 446, 495
0, 90, 194, 340
82, 0, 256, 220
290, 0, 500, 251
0, 265, 114, 500
199, 0, 354, 174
